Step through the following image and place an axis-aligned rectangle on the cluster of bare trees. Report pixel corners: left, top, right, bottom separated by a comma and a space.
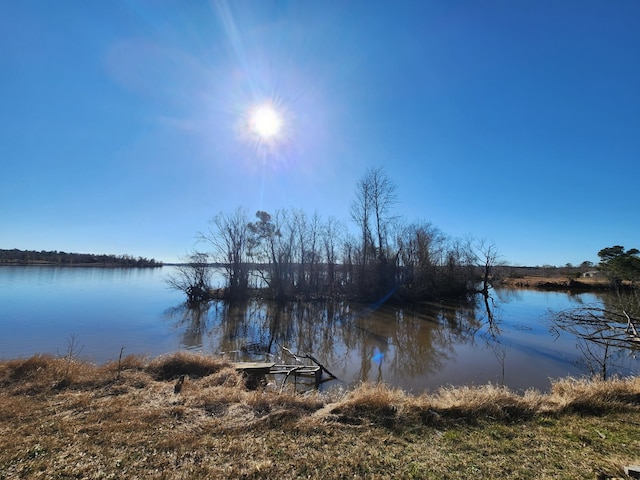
200, 208, 345, 301
174, 168, 496, 304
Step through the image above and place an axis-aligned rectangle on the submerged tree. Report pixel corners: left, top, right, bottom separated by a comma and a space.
166, 251, 214, 307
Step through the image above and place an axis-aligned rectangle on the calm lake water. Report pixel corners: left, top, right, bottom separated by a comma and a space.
1, 266, 638, 392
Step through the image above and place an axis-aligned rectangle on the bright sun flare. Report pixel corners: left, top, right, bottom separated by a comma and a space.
249, 104, 283, 140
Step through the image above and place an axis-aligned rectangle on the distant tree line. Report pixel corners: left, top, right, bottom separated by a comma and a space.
0, 249, 162, 267
173, 168, 500, 305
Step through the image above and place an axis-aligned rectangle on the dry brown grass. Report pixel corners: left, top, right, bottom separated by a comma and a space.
1, 352, 640, 479
549, 376, 640, 414
145, 351, 229, 380
502, 275, 612, 289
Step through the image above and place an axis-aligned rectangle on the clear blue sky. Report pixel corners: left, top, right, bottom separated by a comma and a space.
1, 1, 638, 266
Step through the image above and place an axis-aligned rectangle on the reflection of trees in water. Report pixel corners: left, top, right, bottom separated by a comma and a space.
166, 300, 354, 365
163, 289, 640, 389
443, 290, 509, 385
164, 302, 219, 349
386, 302, 479, 380
550, 291, 640, 380
165, 297, 497, 386
218, 300, 279, 360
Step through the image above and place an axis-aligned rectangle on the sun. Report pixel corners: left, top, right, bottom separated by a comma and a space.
249, 103, 283, 140
237, 99, 292, 162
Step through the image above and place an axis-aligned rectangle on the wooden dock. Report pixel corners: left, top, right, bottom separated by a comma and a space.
234, 361, 331, 391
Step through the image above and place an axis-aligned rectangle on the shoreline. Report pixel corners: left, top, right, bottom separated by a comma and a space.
499, 275, 618, 291
0, 262, 163, 268
1, 352, 639, 479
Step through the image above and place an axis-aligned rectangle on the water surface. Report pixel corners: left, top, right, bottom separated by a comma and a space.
1, 266, 637, 392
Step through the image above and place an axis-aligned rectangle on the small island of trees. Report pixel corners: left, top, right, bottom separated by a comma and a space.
169, 168, 640, 308
168, 168, 501, 306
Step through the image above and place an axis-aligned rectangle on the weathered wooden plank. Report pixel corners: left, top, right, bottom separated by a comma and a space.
233, 362, 275, 372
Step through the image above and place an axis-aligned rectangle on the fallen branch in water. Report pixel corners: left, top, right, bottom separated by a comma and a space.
282, 346, 338, 380
624, 310, 640, 340
551, 306, 640, 349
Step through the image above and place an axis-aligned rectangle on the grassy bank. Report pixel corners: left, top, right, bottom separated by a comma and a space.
1, 352, 639, 479
500, 275, 613, 290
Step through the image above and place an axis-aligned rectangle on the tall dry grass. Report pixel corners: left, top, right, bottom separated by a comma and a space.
549, 376, 640, 414
321, 377, 640, 427
2, 353, 639, 423
145, 351, 230, 380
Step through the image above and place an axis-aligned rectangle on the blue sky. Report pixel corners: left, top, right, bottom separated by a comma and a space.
1, 1, 638, 266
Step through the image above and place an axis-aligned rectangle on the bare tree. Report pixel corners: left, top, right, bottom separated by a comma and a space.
291, 209, 305, 290
351, 167, 398, 261
351, 171, 374, 269
350, 167, 398, 299
440, 238, 476, 296
322, 216, 343, 297
201, 208, 251, 300
368, 167, 398, 261
248, 210, 295, 299
396, 222, 444, 300
473, 240, 503, 296
166, 251, 214, 307
307, 212, 322, 291
342, 233, 357, 295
